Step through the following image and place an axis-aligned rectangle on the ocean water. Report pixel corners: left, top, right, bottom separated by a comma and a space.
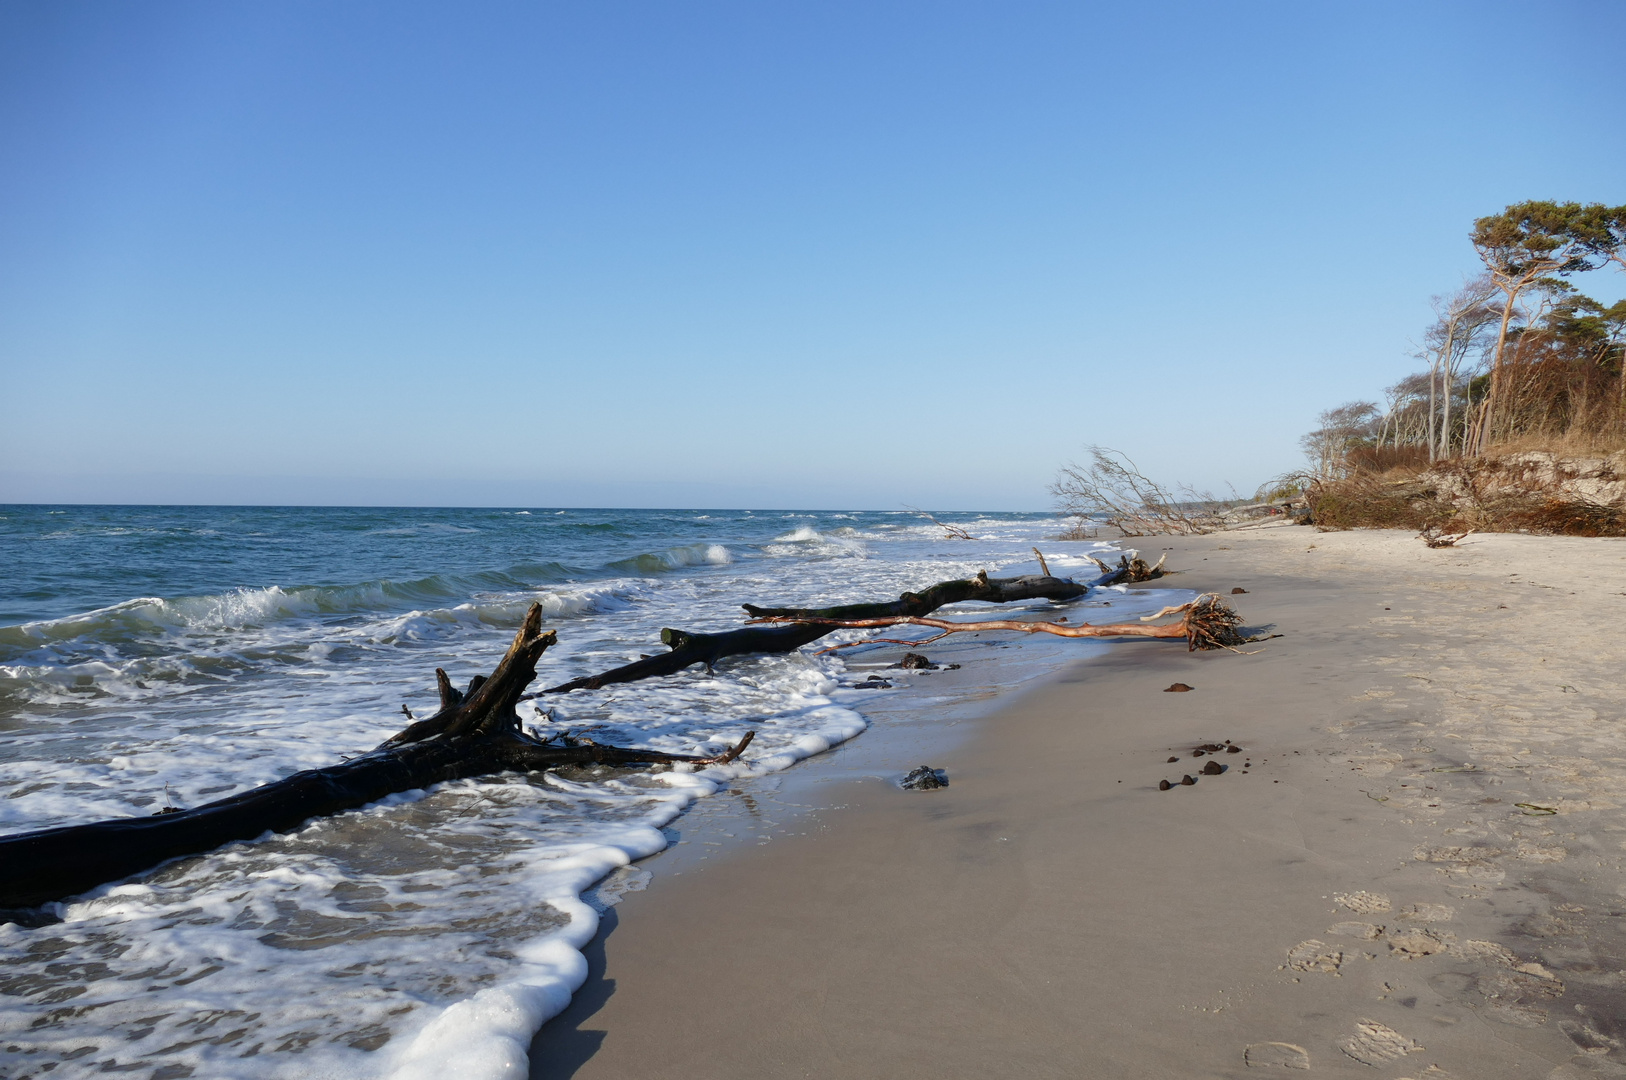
0, 505, 1183, 1079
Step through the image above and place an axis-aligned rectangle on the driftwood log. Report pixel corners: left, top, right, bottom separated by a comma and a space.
1087, 552, 1169, 584
752, 594, 1250, 652
740, 570, 1087, 621
540, 560, 1179, 696
538, 622, 836, 694
541, 571, 1093, 695
0, 604, 751, 915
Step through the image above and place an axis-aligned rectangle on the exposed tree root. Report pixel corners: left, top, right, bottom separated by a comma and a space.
1085, 552, 1169, 584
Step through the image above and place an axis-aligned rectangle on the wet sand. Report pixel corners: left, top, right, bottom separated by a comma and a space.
531, 526, 1626, 1079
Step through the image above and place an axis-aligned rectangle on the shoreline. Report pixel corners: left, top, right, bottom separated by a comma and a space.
530, 525, 1626, 1078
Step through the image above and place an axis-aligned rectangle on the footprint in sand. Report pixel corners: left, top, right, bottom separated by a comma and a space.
1388, 928, 1448, 959
1334, 891, 1392, 914
1327, 921, 1385, 939
1397, 903, 1454, 923
1338, 1019, 1423, 1065
1244, 1042, 1310, 1069
1286, 940, 1343, 973
1453, 939, 1516, 964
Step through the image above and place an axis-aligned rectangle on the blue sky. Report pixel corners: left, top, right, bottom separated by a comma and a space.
2, 0, 1622, 509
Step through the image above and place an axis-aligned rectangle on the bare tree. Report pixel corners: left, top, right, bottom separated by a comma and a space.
1300, 401, 1379, 476
1422, 275, 1500, 459
1050, 447, 1218, 535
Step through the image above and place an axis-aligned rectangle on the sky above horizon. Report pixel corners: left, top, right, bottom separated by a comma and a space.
2, 0, 1623, 510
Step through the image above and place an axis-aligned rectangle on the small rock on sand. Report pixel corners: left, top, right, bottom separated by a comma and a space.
1164, 682, 1194, 692
900, 766, 947, 790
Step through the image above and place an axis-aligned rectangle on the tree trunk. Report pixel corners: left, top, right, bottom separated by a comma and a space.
539, 622, 840, 694
740, 571, 1088, 622
749, 593, 1252, 653
0, 604, 751, 913
1482, 282, 1524, 449
540, 570, 1107, 695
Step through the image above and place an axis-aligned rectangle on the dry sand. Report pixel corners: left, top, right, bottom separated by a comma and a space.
530, 526, 1626, 1079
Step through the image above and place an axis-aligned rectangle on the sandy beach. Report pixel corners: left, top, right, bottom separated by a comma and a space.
529, 524, 1626, 1079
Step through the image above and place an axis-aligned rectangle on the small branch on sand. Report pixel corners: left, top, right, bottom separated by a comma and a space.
1418, 526, 1474, 548
753, 593, 1254, 653
0, 603, 753, 912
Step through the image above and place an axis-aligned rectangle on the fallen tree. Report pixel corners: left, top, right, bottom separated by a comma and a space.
0, 603, 752, 914
540, 561, 1178, 695
542, 570, 1095, 695
752, 593, 1251, 652
740, 570, 1088, 622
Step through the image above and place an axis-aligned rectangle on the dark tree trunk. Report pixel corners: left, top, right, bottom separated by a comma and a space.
540, 622, 836, 694
0, 604, 750, 913
740, 571, 1088, 621
541, 570, 1103, 695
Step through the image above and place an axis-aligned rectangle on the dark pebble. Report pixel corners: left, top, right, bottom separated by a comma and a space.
1193, 750, 1205, 757
1159, 779, 1172, 791
901, 765, 947, 790
1163, 682, 1194, 693
1227, 745, 1242, 753
1180, 775, 1197, 786
1202, 760, 1223, 775
1167, 756, 1179, 763
1231, 587, 1248, 594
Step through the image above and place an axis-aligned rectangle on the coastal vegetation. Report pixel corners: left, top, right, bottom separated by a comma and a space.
1309, 201, 1625, 465
1295, 201, 1625, 535
1050, 202, 1626, 538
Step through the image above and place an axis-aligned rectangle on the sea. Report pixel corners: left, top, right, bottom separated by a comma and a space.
0, 505, 1188, 1079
